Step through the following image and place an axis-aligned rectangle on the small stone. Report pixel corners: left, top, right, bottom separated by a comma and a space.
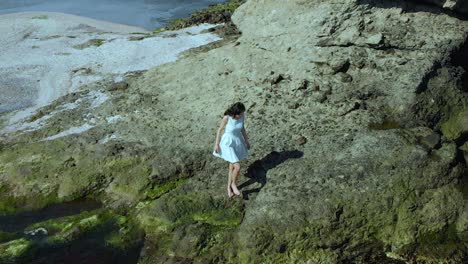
330, 59, 350, 73
271, 74, 285, 85
288, 102, 301, 109
313, 90, 330, 103
365, 33, 383, 46
25, 227, 48, 236
296, 136, 307, 145
128, 36, 145, 41
335, 72, 353, 83
108, 81, 129, 91
277, 243, 287, 253
353, 58, 366, 69
420, 133, 440, 149
441, 109, 468, 140
396, 58, 408, 65
443, 0, 457, 9
297, 79, 309, 90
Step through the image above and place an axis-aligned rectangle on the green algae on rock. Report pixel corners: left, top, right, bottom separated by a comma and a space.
72, 39, 106, 50
0, 238, 32, 263
23, 209, 111, 244
0, 184, 60, 215
0, 139, 154, 213
143, 178, 188, 200
164, 0, 245, 31
136, 191, 244, 261
441, 107, 468, 141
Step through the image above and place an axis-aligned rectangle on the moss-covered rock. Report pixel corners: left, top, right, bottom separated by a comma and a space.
0, 208, 144, 262
0, 184, 60, 215
441, 107, 468, 141
24, 209, 111, 244
0, 140, 154, 214
165, 0, 245, 31
104, 214, 144, 251
0, 238, 32, 263
136, 191, 243, 261
395, 223, 467, 263
143, 178, 188, 200
72, 39, 106, 49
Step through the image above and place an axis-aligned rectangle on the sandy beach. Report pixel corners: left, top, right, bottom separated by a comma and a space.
0, 11, 221, 133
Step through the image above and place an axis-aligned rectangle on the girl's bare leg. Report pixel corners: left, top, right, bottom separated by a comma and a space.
231, 162, 241, 195
228, 163, 234, 197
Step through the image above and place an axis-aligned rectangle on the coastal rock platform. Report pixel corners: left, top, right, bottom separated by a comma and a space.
0, 1, 467, 263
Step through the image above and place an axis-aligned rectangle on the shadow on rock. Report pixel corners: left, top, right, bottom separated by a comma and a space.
239, 150, 303, 200
356, 0, 468, 19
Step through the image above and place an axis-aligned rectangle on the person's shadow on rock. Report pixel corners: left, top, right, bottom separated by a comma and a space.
239, 150, 303, 200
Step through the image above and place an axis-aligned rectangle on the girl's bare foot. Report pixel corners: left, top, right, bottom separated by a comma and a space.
231, 182, 241, 195
228, 185, 234, 198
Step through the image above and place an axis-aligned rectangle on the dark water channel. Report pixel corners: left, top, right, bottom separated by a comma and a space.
19, 227, 143, 264
0, 198, 142, 264
0, 198, 102, 233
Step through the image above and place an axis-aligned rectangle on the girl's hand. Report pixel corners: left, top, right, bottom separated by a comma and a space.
214, 144, 220, 153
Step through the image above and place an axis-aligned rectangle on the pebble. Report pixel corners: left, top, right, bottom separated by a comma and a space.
296, 136, 307, 145
108, 81, 129, 92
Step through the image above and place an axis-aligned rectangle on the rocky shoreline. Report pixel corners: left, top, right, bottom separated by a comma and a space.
1, 0, 467, 263
0, 12, 222, 135
164, 0, 245, 31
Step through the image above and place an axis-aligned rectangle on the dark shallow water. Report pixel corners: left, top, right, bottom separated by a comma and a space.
0, 198, 102, 233
0, 0, 227, 29
20, 225, 143, 264
0, 198, 143, 264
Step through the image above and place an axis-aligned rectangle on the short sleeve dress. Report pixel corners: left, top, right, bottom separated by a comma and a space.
212, 115, 249, 163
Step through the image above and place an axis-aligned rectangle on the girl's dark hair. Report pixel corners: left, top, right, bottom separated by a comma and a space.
224, 102, 246, 116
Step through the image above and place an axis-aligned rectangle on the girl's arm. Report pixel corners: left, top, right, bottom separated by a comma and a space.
215, 116, 229, 146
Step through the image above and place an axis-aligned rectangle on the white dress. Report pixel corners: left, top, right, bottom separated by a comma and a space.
213, 115, 249, 163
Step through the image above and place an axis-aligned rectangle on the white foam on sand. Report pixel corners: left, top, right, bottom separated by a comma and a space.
99, 133, 119, 144
42, 123, 94, 141
106, 115, 123, 124
88, 90, 110, 108
0, 89, 112, 134
0, 12, 222, 134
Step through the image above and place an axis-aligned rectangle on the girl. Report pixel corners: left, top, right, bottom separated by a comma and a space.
213, 102, 251, 198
